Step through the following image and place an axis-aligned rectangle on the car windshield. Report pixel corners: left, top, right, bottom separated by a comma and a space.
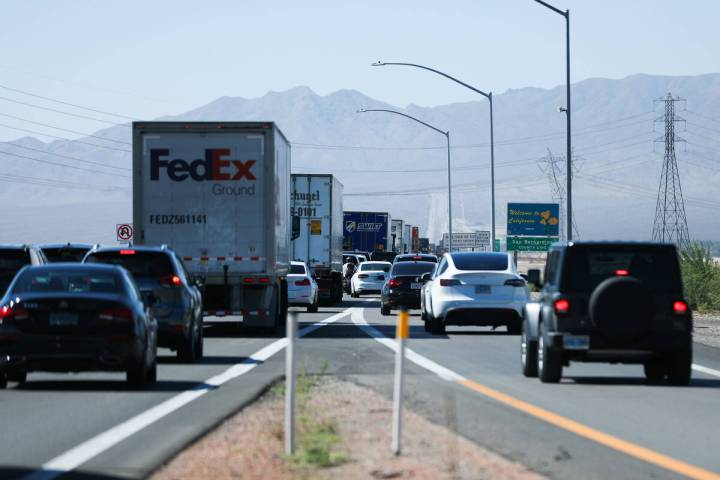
42, 247, 90, 263
0, 250, 30, 293
562, 247, 680, 293
289, 264, 306, 275
85, 251, 174, 278
12, 268, 123, 294
360, 262, 390, 272
451, 253, 508, 271
391, 262, 436, 276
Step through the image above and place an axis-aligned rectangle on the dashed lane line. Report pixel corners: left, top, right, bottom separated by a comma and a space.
23, 308, 358, 480
351, 309, 720, 480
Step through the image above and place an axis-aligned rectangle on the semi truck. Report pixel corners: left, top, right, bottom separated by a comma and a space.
391, 219, 404, 252
343, 211, 391, 253
290, 174, 344, 304
132, 121, 291, 333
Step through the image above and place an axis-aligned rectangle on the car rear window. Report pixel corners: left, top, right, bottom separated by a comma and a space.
451, 253, 508, 271
42, 248, 90, 263
85, 251, 174, 278
360, 262, 390, 272
289, 264, 306, 274
13, 268, 122, 294
395, 255, 437, 263
391, 262, 436, 276
562, 247, 680, 293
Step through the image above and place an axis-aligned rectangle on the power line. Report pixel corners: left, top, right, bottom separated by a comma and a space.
0, 96, 130, 127
0, 172, 128, 193
3, 142, 129, 171
0, 112, 130, 145
0, 149, 129, 178
0, 83, 136, 120
0, 122, 130, 152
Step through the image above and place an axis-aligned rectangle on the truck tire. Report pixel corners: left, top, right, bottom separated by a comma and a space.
590, 277, 654, 342
538, 322, 562, 383
667, 348, 692, 386
521, 321, 538, 377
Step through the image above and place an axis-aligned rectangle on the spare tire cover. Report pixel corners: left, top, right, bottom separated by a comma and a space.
589, 276, 654, 341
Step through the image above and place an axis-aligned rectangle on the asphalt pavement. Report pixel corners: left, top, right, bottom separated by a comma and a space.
0, 296, 718, 480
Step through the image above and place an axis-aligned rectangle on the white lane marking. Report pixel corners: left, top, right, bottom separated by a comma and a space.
350, 309, 464, 382
692, 363, 720, 378
24, 308, 357, 480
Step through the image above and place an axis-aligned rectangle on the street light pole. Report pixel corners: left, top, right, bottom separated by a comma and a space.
534, 0, 572, 241
357, 108, 453, 252
372, 61, 496, 250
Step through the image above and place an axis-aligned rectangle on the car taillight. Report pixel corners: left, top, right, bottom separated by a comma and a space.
99, 308, 133, 322
160, 275, 182, 286
0, 305, 28, 324
388, 278, 400, 287
615, 269, 629, 276
673, 300, 688, 315
440, 279, 462, 287
295, 278, 311, 286
120, 249, 135, 255
504, 278, 526, 287
554, 299, 570, 315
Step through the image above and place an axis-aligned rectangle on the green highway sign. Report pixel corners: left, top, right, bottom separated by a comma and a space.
507, 236, 558, 252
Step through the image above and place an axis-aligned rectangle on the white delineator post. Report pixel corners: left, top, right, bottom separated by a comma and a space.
285, 311, 297, 456
392, 308, 410, 455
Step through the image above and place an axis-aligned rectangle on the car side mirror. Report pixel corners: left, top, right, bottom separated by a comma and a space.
141, 290, 157, 307
420, 273, 431, 283
527, 269, 542, 287
291, 215, 301, 241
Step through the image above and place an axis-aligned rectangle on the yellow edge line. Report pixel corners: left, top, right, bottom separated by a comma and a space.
456, 378, 720, 480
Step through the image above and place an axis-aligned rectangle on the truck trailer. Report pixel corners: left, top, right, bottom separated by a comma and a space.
342, 211, 391, 253
290, 174, 344, 304
391, 219, 404, 252
132, 121, 291, 333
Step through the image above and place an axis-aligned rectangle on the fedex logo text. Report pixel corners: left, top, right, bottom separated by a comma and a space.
150, 149, 256, 182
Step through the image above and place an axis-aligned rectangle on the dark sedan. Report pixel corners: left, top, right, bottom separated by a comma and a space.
0, 264, 158, 389
380, 261, 436, 315
394, 253, 438, 264
39, 243, 93, 263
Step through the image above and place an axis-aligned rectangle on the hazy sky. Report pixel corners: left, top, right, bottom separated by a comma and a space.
0, 0, 718, 140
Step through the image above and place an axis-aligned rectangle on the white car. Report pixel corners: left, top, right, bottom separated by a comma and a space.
420, 252, 529, 334
287, 261, 319, 312
350, 261, 392, 297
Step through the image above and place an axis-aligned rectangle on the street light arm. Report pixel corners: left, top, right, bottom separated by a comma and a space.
533, 0, 567, 17
357, 108, 448, 137
372, 61, 490, 99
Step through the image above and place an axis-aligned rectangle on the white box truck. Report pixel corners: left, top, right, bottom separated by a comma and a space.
290, 174, 343, 304
132, 121, 291, 333
391, 219, 404, 252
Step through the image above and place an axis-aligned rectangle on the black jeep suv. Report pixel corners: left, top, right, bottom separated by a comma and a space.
522, 242, 692, 385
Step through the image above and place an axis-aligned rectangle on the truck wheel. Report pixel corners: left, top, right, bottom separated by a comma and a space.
521, 322, 538, 377
667, 348, 692, 386
538, 323, 562, 383
643, 360, 667, 382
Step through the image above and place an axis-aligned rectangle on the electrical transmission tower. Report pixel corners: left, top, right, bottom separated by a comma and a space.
652, 93, 690, 249
538, 148, 579, 241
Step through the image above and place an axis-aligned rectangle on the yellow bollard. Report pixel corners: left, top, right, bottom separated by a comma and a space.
392, 307, 409, 455
397, 309, 410, 340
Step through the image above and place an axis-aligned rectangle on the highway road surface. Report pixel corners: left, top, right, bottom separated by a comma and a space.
1, 296, 719, 480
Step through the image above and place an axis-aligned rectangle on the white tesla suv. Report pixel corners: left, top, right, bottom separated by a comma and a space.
421, 252, 529, 334
350, 261, 391, 297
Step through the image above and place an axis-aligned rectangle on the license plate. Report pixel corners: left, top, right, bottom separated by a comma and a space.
49, 312, 79, 326
475, 285, 491, 294
410, 282, 422, 290
563, 335, 589, 350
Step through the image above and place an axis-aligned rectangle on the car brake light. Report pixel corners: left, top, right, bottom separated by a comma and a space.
413, 256, 422, 260
554, 299, 570, 314
615, 269, 629, 276
120, 249, 135, 255
160, 275, 182, 286
440, 279, 462, 287
295, 278, 311, 286
388, 278, 400, 287
673, 300, 688, 315
258, 277, 270, 284
243, 277, 254, 284
504, 278, 526, 287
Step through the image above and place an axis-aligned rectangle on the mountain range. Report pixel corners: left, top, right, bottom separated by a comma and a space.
2, 73, 719, 245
